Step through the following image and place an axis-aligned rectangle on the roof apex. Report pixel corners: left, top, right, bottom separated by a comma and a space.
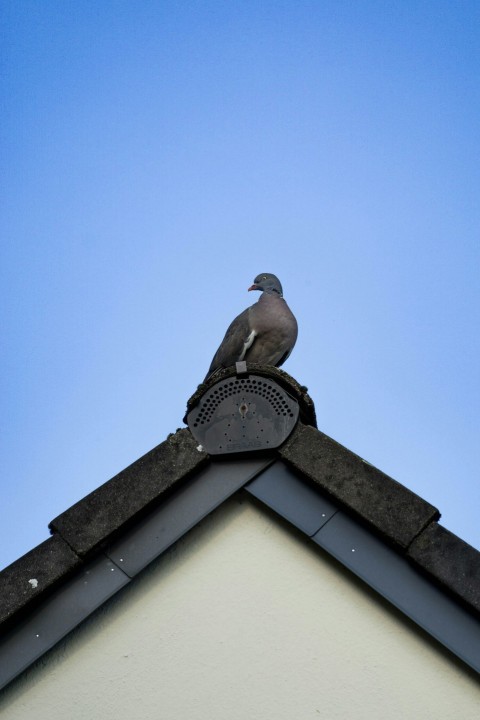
184, 364, 317, 427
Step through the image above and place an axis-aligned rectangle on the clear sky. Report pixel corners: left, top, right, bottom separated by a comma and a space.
1, 1, 479, 570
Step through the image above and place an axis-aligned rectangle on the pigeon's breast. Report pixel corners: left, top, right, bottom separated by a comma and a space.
246, 296, 297, 365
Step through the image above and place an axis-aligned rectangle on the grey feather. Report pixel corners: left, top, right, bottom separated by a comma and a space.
205, 273, 298, 380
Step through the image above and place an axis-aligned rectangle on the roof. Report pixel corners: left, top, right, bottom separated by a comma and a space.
1, 365, 479, 689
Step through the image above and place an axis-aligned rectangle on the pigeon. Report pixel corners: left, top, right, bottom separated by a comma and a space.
205, 273, 298, 380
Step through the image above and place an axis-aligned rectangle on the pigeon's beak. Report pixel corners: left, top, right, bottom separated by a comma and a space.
248, 284, 259, 292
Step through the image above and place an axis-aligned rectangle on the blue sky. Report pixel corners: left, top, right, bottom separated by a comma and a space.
1, 1, 479, 570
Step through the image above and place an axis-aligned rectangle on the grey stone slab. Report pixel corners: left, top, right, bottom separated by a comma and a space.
408, 523, 480, 614
279, 423, 439, 549
50, 429, 209, 557
0, 555, 129, 691
106, 458, 273, 577
313, 512, 480, 673
0, 535, 82, 628
245, 461, 338, 535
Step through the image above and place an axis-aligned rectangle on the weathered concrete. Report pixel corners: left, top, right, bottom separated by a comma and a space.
409, 523, 480, 614
50, 429, 209, 557
0, 535, 81, 628
279, 423, 440, 549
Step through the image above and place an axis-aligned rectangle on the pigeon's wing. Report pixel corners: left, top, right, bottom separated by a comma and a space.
205, 308, 255, 379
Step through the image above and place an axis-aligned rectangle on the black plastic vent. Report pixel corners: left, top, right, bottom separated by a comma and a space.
187, 374, 299, 455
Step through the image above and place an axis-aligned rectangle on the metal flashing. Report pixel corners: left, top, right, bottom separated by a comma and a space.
245, 461, 338, 535
0, 555, 129, 691
313, 512, 480, 673
245, 462, 480, 674
106, 457, 273, 577
0, 458, 272, 691
1, 412, 479, 689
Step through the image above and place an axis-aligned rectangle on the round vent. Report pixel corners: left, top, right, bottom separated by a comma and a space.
187, 374, 299, 455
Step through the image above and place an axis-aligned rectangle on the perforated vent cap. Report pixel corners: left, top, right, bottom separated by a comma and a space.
187, 374, 299, 455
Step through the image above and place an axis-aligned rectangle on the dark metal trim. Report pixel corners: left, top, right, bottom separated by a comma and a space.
0, 556, 129, 691
1, 458, 479, 692
0, 458, 272, 691
313, 512, 480, 672
245, 462, 480, 674
106, 458, 274, 577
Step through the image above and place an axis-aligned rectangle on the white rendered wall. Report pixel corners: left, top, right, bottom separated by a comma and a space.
1, 496, 479, 719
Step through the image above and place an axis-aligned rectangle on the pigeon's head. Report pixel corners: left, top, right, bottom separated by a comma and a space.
248, 273, 283, 297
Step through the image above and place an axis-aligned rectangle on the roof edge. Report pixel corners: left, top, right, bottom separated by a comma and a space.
408, 523, 480, 614
0, 534, 82, 630
49, 428, 209, 558
278, 422, 440, 550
